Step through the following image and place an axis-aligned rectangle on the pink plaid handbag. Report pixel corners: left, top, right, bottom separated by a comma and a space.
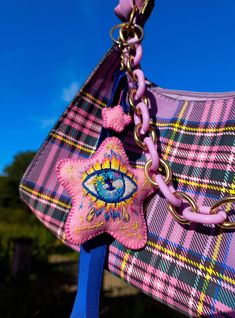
20, 1, 235, 317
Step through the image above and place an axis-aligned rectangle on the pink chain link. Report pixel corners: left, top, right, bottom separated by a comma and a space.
125, 33, 229, 227
155, 175, 182, 207
133, 69, 146, 99
144, 137, 160, 171
134, 102, 150, 133
115, 0, 146, 21
133, 44, 143, 66
182, 206, 227, 225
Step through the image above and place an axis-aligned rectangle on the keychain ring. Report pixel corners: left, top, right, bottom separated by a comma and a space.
110, 23, 144, 46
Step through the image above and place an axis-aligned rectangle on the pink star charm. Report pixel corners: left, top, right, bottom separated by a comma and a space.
102, 105, 132, 132
56, 137, 155, 250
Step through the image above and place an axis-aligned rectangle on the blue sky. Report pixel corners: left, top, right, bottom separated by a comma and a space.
1, 0, 235, 173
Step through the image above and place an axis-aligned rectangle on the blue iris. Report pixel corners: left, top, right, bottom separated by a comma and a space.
82, 168, 137, 203
95, 171, 125, 202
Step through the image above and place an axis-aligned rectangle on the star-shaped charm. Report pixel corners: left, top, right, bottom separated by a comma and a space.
56, 137, 154, 250
102, 105, 132, 132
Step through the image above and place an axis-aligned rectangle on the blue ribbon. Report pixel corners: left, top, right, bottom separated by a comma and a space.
70, 70, 127, 318
70, 237, 107, 318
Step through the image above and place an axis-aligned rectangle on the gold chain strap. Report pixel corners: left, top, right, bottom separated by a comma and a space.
110, 4, 235, 229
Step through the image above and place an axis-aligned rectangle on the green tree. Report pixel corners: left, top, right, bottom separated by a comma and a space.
3, 152, 36, 180
0, 151, 36, 213
0, 151, 60, 269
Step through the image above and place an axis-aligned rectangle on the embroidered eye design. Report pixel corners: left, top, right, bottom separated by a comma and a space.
82, 169, 137, 204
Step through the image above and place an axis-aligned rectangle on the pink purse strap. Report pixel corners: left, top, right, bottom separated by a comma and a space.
115, 0, 155, 25
111, 1, 235, 230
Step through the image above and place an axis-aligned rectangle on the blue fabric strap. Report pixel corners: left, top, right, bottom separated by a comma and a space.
70, 244, 90, 318
70, 70, 127, 318
70, 237, 107, 318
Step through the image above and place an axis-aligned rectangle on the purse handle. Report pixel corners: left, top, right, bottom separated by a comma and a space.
114, 0, 155, 25
112, 1, 235, 229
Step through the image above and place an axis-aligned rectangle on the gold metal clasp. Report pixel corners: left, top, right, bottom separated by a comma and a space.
210, 196, 235, 229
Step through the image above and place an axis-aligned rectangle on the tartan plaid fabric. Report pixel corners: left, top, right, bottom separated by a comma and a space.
19, 47, 235, 317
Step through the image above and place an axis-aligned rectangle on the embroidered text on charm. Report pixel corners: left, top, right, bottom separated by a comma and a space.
56, 137, 154, 249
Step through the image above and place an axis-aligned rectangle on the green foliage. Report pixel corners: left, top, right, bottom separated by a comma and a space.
0, 151, 76, 275
0, 222, 54, 261
0, 151, 36, 209
3, 151, 36, 179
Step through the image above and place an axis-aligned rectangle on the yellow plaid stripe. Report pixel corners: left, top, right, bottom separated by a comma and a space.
163, 101, 189, 160
197, 139, 235, 315
147, 240, 235, 286
155, 122, 235, 133
20, 184, 71, 209
197, 232, 224, 316
50, 133, 95, 154
121, 250, 131, 279
174, 177, 229, 194
80, 90, 107, 108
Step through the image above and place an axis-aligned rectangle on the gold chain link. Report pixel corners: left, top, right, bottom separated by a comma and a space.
110, 2, 235, 230
168, 192, 197, 225
128, 89, 148, 114
210, 196, 235, 229
134, 123, 157, 150
144, 159, 172, 187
